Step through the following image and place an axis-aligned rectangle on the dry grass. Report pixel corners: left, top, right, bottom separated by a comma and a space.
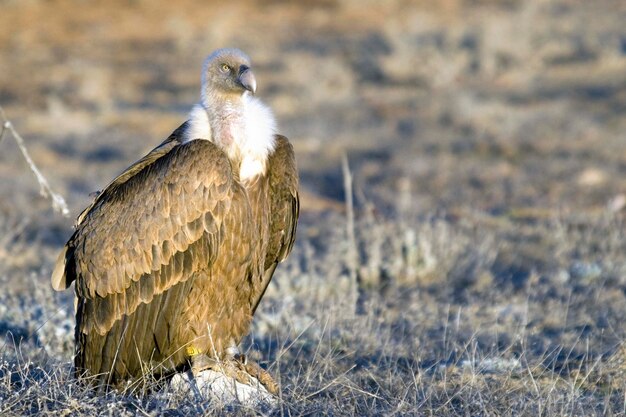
1, 206, 625, 415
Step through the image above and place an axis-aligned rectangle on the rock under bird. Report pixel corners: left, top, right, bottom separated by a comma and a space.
51, 48, 299, 392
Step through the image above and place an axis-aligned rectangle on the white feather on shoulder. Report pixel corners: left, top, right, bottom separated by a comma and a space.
182, 103, 212, 143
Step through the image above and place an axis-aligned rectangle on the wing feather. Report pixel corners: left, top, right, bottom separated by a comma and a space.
53, 135, 236, 336
251, 135, 299, 314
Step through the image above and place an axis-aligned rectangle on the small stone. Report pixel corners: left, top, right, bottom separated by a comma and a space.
569, 261, 602, 282
577, 168, 606, 187
608, 194, 626, 213
461, 357, 521, 373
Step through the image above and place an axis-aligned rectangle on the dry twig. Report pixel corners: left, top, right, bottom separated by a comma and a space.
341, 153, 359, 314
0, 106, 69, 216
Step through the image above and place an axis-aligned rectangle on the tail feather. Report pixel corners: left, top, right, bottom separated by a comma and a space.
51, 246, 70, 291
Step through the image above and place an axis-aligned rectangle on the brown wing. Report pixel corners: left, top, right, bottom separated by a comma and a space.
51, 123, 186, 292
251, 135, 299, 314
52, 134, 236, 337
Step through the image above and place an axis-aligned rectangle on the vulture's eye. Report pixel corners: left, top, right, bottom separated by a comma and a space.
220, 64, 231, 73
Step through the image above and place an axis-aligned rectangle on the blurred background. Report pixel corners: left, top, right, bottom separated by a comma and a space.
1, 0, 626, 270
1, 0, 626, 315
1, 0, 626, 413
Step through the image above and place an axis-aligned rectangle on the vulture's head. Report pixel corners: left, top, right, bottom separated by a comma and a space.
201, 48, 257, 101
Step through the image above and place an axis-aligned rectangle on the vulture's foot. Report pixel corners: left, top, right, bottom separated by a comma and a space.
224, 348, 278, 395
190, 353, 277, 395
236, 355, 279, 395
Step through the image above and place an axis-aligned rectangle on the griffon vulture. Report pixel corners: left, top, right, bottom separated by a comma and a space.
51, 48, 299, 393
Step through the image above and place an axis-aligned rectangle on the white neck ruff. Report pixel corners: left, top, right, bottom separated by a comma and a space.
182, 93, 277, 181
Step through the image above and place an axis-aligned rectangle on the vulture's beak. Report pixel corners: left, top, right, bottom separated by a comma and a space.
237, 66, 257, 95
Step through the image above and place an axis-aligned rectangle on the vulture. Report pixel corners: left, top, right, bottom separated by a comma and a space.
51, 48, 299, 393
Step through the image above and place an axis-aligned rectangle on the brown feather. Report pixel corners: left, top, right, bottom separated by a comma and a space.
51, 246, 69, 290
251, 135, 300, 314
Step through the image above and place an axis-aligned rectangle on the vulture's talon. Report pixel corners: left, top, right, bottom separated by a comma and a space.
190, 353, 256, 389
190, 353, 218, 375
241, 358, 279, 395
194, 353, 279, 395
234, 353, 248, 365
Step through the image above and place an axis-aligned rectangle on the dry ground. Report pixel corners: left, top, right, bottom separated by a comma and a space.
1, 0, 626, 415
